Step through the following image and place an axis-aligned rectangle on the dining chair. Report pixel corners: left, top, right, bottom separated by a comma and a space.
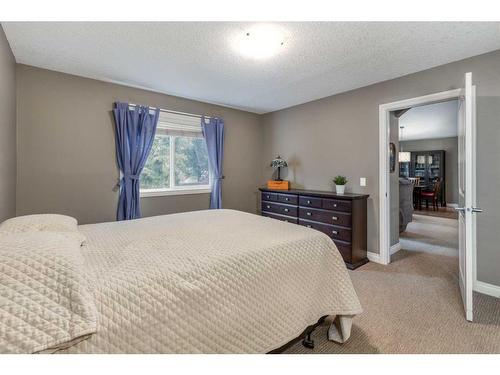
408, 177, 420, 186
420, 178, 442, 211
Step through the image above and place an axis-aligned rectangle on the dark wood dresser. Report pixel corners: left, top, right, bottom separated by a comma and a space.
259, 187, 369, 270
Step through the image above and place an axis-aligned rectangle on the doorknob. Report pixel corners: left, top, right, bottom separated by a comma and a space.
454, 207, 483, 213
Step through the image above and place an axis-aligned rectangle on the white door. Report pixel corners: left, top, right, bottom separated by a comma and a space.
457, 72, 481, 321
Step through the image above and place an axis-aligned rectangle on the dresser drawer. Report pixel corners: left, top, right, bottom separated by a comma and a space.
299, 207, 352, 227
261, 192, 278, 202
259, 187, 368, 270
277, 193, 298, 205
333, 240, 352, 263
262, 211, 298, 224
299, 196, 322, 208
298, 219, 351, 242
322, 198, 352, 213
262, 202, 298, 217
328, 224, 351, 242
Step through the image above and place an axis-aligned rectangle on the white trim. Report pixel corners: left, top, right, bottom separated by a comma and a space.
367, 251, 383, 264
140, 188, 211, 197
378, 106, 390, 265
474, 280, 500, 299
379, 88, 462, 265
471, 84, 478, 298
448, 202, 459, 208
390, 242, 402, 255
169, 136, 176, 187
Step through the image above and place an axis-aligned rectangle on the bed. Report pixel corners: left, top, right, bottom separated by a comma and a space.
0, 209, 362, 354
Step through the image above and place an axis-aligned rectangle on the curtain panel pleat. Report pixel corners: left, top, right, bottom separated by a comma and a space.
113, 102, 159, 220
201, 117, 225, 209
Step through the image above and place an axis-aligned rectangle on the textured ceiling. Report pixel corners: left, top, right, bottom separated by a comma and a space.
3, 22, 500, 113
399, 100, 459, 141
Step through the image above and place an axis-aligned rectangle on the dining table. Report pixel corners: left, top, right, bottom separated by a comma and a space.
413, 182, 430, 210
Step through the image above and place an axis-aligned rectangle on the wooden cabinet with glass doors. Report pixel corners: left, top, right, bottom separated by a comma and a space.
409, 150, 446, 207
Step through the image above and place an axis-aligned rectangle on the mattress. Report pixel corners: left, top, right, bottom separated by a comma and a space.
49, 209, 362, 353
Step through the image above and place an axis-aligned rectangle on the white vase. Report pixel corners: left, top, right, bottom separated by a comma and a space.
335, 185, 345, 195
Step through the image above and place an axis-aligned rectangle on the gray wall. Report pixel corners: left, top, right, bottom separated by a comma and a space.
9, 46, 500, 287
0, 26, 16, 222
400, 137, 459, 203
261, 49, 500, 287
16, 65, 263, 224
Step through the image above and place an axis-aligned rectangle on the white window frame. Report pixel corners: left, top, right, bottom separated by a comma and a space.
140, 112, 212, 198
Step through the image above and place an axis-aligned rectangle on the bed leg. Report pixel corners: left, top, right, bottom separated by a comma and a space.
301, 316, 327, 349
302, 330, 315, 349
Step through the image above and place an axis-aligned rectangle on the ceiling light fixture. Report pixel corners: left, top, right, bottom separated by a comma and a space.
232, 24, 286, 60
399, 125, 411, 163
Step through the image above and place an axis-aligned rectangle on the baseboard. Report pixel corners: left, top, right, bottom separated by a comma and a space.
367, 244, 400, 267
474, 280, 500, 299
390, 242, 402, 255
448, 202, 458, 208
367, 251, 383, 264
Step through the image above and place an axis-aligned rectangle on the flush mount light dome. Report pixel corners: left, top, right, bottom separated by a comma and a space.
232, 24, 286, 60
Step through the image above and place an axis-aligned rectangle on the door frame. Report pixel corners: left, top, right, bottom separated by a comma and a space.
378, 88, 476, 272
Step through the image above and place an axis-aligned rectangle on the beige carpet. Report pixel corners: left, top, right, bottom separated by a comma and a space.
414, 206, 459, 220
283, 217, 500, 354
400, 214, 458, 257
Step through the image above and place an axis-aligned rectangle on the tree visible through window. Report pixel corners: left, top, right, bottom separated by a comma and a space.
141, 135, 170, 190
141, 131, 210, 192
174, 137, 209, 186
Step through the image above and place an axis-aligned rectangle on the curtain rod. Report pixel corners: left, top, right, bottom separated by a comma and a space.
128, 103, 213, 120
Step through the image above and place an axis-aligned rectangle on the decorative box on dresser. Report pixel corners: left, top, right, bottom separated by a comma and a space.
259, 187, 369, 270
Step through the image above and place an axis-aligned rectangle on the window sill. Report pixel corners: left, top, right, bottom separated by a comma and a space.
140, 188, 211, 198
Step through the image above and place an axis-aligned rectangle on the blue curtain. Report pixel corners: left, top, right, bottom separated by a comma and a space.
201, 117, 224, 209
113, 102, 159, 220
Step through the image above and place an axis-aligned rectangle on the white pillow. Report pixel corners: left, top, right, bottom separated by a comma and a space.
0, 214, 86, 245
0, 231, 97, 353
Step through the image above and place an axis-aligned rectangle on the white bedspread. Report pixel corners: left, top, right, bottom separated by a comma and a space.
59, 209, 362, 353
0, 232, 97, 353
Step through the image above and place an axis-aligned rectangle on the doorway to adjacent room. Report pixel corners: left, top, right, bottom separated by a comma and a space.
379, 74, 480, 321
395, 99, 460, 260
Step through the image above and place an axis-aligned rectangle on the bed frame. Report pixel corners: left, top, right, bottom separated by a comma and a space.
268, 316, 329, 353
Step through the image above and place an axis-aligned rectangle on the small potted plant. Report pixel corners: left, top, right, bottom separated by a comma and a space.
333, 175, 348, 195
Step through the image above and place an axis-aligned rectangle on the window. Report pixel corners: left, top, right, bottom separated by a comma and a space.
140, 111, 211, 197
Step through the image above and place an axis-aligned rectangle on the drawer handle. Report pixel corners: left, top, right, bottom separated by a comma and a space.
285, 197, 289, 201
306, 212, 312, 216
284, 208, 289, 212
266, 195, 270, 199
266, 205, 271, 209
333, 204, 337, 207
307, 200, 311, 204
332, 230, 338, 235
306, 225, 312, 228
332, 216, 338, 221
